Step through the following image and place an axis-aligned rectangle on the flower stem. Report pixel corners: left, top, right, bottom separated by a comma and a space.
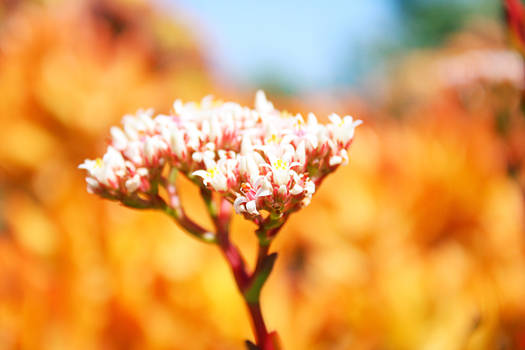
210, 199, 279, 349
247, 301, 270, 348
162, 169, 217, 243
242, 243, 279, 350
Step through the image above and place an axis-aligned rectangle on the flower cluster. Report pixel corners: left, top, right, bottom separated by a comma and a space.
79, 91, 361, 217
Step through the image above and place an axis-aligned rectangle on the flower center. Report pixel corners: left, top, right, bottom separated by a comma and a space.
207, 167, 219, 178
266, 134, 281, 144
293, 117, 304, 128
273, 159, 288, 171
241, 182, 254, 194
280, 110, 291, 118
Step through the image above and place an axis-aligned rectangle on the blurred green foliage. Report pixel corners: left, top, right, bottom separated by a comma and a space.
394, 0, 500, 48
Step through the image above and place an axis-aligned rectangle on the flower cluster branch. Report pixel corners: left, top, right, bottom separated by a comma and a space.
79, 91, 361, 349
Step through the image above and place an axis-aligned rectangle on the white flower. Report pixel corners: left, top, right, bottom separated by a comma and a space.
264, 147, 300, 187
192, 159, 228, 192
209, 117, 222, 142
328, 113, 363, 144
124, 141, 144, 165
193, 142, 216, 161
173, 99, 184, 115
185, 122, 201, 150
104, 146, 126, 168
137, 109, 156, 131
329, 155, 343, 166
78, 146, 126, 190
137, 168, 148, 177
125, 174, 141, 193
255, 90, 274, 114
78, 159, 103, 179
296, 141, 306, 165
234, 196, 255, 215
85, 177, 100, 193
290, 183, 303, 195
122, 109, 155, 139
241, 135, 254, 155
305, 180, 315, 195
79, 158, 106, 193
303, 112, 321, 149
233, 176, 272, 215
144, 135, 167, 164
167, 127, 187, 158
239, 154, 260, 182
269, 158, 292, 186
110, 127, 128, 150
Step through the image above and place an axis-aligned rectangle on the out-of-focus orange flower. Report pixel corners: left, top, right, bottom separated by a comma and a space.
1, 1, 525, 349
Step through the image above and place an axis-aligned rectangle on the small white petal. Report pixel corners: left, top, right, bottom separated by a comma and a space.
246, 200, 259, 215
255, 90, 274, 114
203, 157, 216, 169
234, 196, 247, 214
78, 159, 95, 172
256, 187, 272, 197
192, 152, 204, 162
296, 141, 306, 165
290, 184, 303, 195
173, 99, 183, 114
302, 196, 312, 207
192, 170, 208, 179
241, 135, 253, 154
211, 176, 228, 192
137, 168, 148, 176
110, 127, 128, 150
86, 177, 100, 188
307, 112, 318, 126
204, 150, 215, 159
125, 175, 141, 193
328, 113, 342, 124
201, 120, 211, 136
305, 181, 315, 195
329, 155, 342, 166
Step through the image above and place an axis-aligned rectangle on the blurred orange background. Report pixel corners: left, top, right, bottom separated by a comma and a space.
1, 0, 525, 349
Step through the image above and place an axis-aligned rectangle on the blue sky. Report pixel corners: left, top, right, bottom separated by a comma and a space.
156, 1, 399, 90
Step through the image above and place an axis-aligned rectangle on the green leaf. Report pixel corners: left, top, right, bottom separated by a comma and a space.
244, 253, 278, 303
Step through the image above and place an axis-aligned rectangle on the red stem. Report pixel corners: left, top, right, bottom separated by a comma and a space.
215, 199, 249, 289
218, 234, 250, 290
214, 199, 276, 349
247, 302, 270, 348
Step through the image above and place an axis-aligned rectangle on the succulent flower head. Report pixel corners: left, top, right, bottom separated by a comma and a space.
79, 91, 361, 219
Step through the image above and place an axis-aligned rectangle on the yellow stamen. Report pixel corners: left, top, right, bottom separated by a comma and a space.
293, 117, 304, 129
281, 110, 291, 118
273, 159, 288, 170
207, 167, 219, 178
266, 134, 281, 144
